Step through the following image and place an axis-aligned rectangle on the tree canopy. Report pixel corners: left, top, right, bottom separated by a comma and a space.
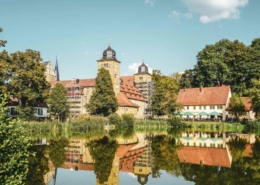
86, 68, 118, 116
1, 49, 50, 120
228, 94, 246, 120
0, 28, 7, 47
48, 83, 69, 122
247, 79, 260, 118
151, 70, 182, 116
180, 38, 260, 95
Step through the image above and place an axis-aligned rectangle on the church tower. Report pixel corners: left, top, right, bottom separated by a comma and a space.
55, 56, 60, 81
97, 45, 121, 95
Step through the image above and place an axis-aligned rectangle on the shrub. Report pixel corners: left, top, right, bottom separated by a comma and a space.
122, 114, 135, 127
167, 116, 181, 126
108, 114, 122, 126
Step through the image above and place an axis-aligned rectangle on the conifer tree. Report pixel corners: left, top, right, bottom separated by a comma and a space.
86, 68, 118, 116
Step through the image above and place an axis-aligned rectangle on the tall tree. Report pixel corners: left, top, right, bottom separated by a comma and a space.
5, 49, 50, 120
246, 79, 260, 118
0, 28, 8, 93
180, 69, 193, 89
228, 94, 246, 120
151, 71, 182, 116
86, 68, 118, 116
48, 83, 69, 122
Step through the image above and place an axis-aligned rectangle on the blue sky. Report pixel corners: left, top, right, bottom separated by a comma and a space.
1, 0, 259, 80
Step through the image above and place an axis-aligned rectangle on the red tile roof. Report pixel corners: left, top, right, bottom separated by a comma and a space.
51, 79, 96, 88
177, 146, 231, 168
177, 85, 231, 106
116, 93, 139, 108
120, 76, 146, 102
226, 97, 253, 111
116, 144, 146, 173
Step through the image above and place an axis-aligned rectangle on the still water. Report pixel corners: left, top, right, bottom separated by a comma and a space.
27, 127, 260, 185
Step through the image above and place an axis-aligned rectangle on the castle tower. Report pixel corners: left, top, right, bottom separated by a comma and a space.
97, 45, 121, 95
134, 62, 153, 115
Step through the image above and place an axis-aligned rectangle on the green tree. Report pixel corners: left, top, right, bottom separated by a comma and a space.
0, 27, 7, 47
247, 76, 260, 118
48, 83, 69, 122
180, 69, 193, 89
0, 94, 31, 185
48, 137, 69, 168
228, 94, 246, 120
3, 49, 50, 120
87, 136, 119, 184
86, 68, 118, 116
151, 71, 182, 116
26, 145, 49, 185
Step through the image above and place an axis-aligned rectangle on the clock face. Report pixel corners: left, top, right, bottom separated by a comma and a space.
141, 66, 145, 72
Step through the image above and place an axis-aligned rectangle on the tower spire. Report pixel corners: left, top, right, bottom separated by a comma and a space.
55, 56, 60, 81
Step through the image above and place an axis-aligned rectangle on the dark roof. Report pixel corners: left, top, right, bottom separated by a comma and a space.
99, 46, 120, 62
135, 62, 151, 75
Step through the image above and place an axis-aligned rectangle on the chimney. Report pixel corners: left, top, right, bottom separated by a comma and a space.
200, 86, 203, 93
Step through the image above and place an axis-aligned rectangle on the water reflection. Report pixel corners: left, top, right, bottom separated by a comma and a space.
27, 128, 260, 185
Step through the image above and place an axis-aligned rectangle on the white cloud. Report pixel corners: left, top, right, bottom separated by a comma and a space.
125, 62, 153, 75
145, 0, 156, 6
182, 0, 249, 23
169, 11, 193, 23
127, 172, 137, 178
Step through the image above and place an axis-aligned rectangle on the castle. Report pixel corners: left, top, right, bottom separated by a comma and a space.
48, 45, 153, 118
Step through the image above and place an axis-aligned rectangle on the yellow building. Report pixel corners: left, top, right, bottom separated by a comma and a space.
42, 57, 59, 83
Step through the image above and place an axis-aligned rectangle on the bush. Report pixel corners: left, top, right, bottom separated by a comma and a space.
122, 114, 135, 127
167, 116, 181, 126
108, 114, 122, 126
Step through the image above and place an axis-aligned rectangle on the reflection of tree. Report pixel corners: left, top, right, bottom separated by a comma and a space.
48, 137, 69, 168
151, 135, 182, 177
228, 136, 247, 162
109, 127, 135, 139
87, 136, 119, 184
26, 145, 49, 185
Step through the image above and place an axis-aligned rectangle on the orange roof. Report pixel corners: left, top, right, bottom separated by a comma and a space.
51, 79, 96, 88
120, 76, 146, 102
121, 76, 135, 86
116, 144, 146, 173
177, 85, 230, 106
226, 97, 252, 111
242, 97, 252, 111
177, 146, 231, 168
116, 93, 139, 108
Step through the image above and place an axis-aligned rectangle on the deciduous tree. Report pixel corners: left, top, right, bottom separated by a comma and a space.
228, 94, 246, 120
48, 83, 69, 122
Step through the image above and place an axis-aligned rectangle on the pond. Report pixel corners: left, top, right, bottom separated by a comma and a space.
17, 127, 260, 184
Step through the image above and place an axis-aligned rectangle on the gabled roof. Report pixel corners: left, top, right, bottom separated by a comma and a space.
116, 93, 139, 108
226, 97, 253, 111
120, 76, 147, 102
51, 79, 96, 88
177, 85, 230, 106
177, 146, 231, 168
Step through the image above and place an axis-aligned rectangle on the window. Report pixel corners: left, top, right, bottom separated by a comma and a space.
210, 106, 215, 109
193, 106, 196, 110
38, 108, 43, 115
139, 168, 142, 172
204, 106, 206, 110
84, 96, 87, 102
217, 105, 223, 109
114, 74, 117, 78
139, 77, 143, 80
199, 106, 202, 110
10, 107, 18, 116
186, 106, 189, 110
